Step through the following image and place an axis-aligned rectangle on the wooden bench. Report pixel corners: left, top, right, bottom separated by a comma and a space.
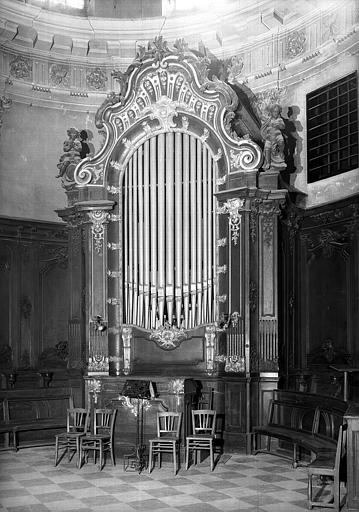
252, 390, 348, 467
0, 388, 74, 451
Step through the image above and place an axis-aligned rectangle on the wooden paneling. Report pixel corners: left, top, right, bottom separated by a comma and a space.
0, 217, 69, 370
279, 195, 359, 401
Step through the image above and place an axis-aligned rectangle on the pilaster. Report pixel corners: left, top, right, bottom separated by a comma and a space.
57, 200, 114, 375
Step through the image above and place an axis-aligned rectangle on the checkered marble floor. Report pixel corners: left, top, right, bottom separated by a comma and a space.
0, 446, 344, 512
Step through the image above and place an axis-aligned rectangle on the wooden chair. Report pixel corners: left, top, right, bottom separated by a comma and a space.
308, 423, 347, 511
80, 408, 117, 471
54, 408, 90, 468
185, 409, 217, 471
148, 412, 182, 475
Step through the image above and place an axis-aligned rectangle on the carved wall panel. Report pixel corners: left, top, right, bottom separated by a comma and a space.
0, 217, 70, 370
280, 195, 359, 400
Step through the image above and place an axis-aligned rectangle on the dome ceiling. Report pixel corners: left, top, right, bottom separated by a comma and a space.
0, 0, 346, 64
0, 0, 357, 112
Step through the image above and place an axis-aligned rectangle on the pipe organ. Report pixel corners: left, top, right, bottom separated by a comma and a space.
59, 38, 286, 452
123, 133, 217, 330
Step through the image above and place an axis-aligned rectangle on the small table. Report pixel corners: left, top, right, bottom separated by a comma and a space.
329, 366, 359, 401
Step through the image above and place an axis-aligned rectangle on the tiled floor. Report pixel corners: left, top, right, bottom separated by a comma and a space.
0, 446, 343, 512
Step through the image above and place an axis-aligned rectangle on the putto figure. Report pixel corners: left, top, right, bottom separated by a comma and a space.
261, 103, 287, 171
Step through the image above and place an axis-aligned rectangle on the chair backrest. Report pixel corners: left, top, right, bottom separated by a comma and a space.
157, 412, 182, 438
67, 408, 90, 434
198, 389, 214, 410
93, 408, 117, 438
192, 409, 216, 435
334, 423, 347, 475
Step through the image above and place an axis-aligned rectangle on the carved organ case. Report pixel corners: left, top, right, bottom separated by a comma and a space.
58, 41, 286, 448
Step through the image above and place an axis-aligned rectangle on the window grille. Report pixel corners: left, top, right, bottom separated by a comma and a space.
307, 72, 358, 183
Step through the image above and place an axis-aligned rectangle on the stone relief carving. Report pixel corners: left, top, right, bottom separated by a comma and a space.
286, 30, 306, 58
49, 64, 70, 87
86, 67, 108, 90
10, 56, 32, 79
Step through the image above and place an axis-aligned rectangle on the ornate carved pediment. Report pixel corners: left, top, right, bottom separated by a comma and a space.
73, 37, 262, 189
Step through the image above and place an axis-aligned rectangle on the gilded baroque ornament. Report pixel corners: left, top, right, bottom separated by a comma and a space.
143, 95, 186, 131
107, 298, 121, 305
10, 56, 32, 79
89, 210, 108, 255
49, 64, 69, 87
107, 242, 121, 250
286, 30, 306, 58
150, 322, 188, 350
86, 67, 108, 90
218, 198, 245, 245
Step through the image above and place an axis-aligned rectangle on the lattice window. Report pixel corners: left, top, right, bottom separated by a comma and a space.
307, 71, 358, 183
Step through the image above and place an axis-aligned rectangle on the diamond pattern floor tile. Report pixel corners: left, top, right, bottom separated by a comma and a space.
0, 446, 346, 512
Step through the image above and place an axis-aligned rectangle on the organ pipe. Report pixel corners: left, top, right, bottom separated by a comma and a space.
123, 132, 217, 330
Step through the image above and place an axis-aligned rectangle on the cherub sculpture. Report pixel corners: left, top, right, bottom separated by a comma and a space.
260, 103, 287, 171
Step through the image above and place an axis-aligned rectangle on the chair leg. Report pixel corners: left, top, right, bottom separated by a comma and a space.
76, 438, 81, 469
210, 442, 214, 471
333, 475, 340, 512
185, 441, 189, 470
148, 442, 153, 474
54, 437, 59, 466
308, 473, 313, 509
110, 440, 115, 466
173, 443, 176, 475
99, 442, 103, 471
